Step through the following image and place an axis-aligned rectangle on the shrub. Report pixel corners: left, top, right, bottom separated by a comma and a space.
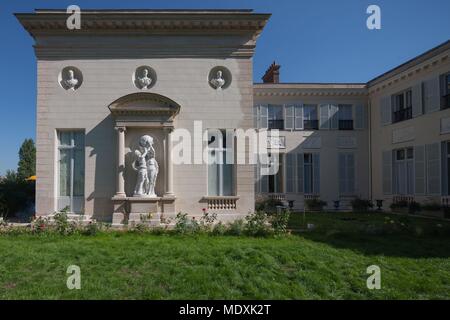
53, 208, 77, 235
82, 221, 99, 236
351, 198, 373, 212
174, 212, 200, 234
443, 206, 450, 219
0, 170, 35, 220
270, 209, 291, 234
225, 219, 245, 236
211, 221, 226, 236
305, 198, 327, 212
244, 211, 272, 237
422, 202, 442, 211
255, 198, 283, 213
390, 200, 409, 210
408, 201, 421, 214
199, 210, 217, 232
32, 216, 50, 234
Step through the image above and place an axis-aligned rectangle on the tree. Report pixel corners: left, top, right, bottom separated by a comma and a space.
17, 138, 36, 180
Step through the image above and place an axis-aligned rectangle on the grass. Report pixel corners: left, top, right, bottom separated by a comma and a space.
0, 212, 449, 299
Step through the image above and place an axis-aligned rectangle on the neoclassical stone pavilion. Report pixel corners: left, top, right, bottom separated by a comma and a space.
16, 9, 270, 224
16, 9, 450, 222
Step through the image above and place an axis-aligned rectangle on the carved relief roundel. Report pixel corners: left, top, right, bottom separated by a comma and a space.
208, 66, 231, 90
133, 66, 157, 90
58, 66, 83, 91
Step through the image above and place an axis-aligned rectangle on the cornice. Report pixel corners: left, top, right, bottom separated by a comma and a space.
253, 89, 368, 97
15, 12, 270, 37
368, 52, 449, 95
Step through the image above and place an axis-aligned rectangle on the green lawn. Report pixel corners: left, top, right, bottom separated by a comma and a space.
0, 212, 449, 299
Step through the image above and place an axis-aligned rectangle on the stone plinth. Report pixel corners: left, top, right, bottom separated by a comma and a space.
111, 196, 176, 227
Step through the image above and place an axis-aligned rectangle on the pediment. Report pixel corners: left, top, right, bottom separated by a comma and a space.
108, 93, 181, 118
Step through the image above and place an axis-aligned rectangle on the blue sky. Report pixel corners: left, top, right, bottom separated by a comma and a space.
0, 0, 449, 175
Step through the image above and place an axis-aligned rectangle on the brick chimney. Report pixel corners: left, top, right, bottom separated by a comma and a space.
262, 61, 280, 83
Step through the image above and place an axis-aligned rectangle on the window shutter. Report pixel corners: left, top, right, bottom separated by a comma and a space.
440, 74, 447, 108
253, 105, 259, 128
442, 142, 448, 196
259, 105, 268, 129
297, 153, 304, 193
255, 163, 260, 193
330, 104, 339, 129
412, 83, 423, 117
380, 96, 392, 126
319, 104, 329, 129
313, 153, 320, 194
423, 77, 440, 113
347, 153, 355, 194
284, 105, 294, 130
295, 105, 304, 130
382, 150, 392, 194
354, 105, 366, 129
426, 143, 441, 195
414, 146, 425, 195
338, 153, 346, 194
286, 153, 296, 193
260, 172, 269, 193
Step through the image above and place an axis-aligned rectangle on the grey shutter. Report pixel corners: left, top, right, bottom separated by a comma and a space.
259, 105, 268, 129
414, 146, 425, 195
284, 105, 294, 130
380, 96, 392, 126
295, 105, 304, 130
440, 74, 447, 108
255, 163, 260, 193
330, 104, 339, 129
412, 83, 423, 117
442, 142, 448, 196
382, 150, 392, 194
260, 172, 269, 193
313, 153, 320, 194
347, 153, 355, 194
286, 153, 296, 193
297, 153, 304, 193
354, 105, 366, 129
338, 153, 346, 194
319, 104, 329, 129
426, 143, 441, 195
423, 77, 441, 113
253, 105, 259, 128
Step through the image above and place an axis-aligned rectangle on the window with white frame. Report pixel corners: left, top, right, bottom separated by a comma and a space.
392, 89, 412, 123
393, 147, 414, 195
268, 105, 284, 130
207, 129, 234, 196
338, 104, 353, 130
303, 104, 318, 130
57, 131, 85, 213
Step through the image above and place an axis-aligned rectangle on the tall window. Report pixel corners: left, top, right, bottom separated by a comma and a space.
207, 129, 234, 196
447, 142, 450, 194
394, 147, 414, 195
304, 154, 315, 194
268, 105, 284, 130
268, 154, 283, 193
443, 73, 450, 110
392, 89, 412, 123
338, 104, 353, 130
303, 104, 318, 130
57, 131, 85, 213
338, 153, 355, 194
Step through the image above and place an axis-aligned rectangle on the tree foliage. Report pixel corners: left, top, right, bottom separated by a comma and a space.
17, 138, 36, 180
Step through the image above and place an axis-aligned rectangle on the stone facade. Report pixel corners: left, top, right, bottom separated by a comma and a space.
16, 9, 450, 221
